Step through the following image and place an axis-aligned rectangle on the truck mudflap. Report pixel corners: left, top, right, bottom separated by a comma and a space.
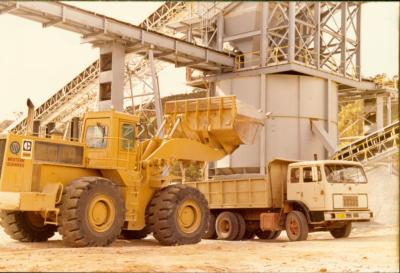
324, 210, 373, 221
0, 183, 62, 212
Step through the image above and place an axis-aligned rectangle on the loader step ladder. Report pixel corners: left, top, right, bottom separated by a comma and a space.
331, 121, 399, 163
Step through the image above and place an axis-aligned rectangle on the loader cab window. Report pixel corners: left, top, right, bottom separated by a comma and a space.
85, 124, 108, 148
290, 168, 300, 183
120, 123, 135, 150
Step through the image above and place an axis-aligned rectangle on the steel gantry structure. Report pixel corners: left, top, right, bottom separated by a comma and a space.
1, 1, 231, 134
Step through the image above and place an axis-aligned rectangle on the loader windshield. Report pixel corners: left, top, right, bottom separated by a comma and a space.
324, 164, 367, 184
86, 125, 108, 148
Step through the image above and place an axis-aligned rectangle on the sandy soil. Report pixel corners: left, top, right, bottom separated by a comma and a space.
0, 222, 397, 272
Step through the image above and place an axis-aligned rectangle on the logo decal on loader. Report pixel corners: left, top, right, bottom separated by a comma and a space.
10, 141, 20, 155
21, 140, 33, 159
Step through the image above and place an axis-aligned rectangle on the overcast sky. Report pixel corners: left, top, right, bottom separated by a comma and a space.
0, 2, 398, 120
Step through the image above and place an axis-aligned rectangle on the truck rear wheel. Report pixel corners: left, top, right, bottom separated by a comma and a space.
58, 178, 125, 247
285, 211, 309, 241
202, 213, 217, 239
234, 213, 246, 240
215, 211, 239, 240
329, 222, 352, 239
149, 184, 209, 246
0, 211, 56, 242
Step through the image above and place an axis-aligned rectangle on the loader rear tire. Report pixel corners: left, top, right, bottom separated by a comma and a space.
149, 184, 209, 246
58, 177, 125, 247
215, 211, 239, 240
202, 212, 217, 239
0, 211, 56, 242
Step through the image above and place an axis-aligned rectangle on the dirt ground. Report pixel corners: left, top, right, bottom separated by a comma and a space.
0, 222, 397, 272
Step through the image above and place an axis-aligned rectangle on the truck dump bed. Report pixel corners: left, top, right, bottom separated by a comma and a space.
184, 159, 294, 209
164, 96, 264, 155
184, 175, 272, 209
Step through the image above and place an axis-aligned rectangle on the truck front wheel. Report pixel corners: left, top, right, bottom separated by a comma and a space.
148, 184, 209, 246
0, 211, 56, 242
329, 222, 352, 239
285, 211, 309, 241
58, 178, 125, 247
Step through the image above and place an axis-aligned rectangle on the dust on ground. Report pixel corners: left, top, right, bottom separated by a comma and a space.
0, 222, 398, 272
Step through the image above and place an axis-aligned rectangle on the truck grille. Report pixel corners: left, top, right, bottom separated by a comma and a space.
0, 139, 6, 180
343, 196, 358, 207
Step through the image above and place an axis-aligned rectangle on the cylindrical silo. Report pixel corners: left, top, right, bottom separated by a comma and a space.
213, 73, 338, 174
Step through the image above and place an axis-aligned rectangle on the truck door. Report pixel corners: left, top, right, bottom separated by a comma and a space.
301, 166, 325, 210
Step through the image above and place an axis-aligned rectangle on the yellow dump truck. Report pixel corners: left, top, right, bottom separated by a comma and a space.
185, 159, 373, 241
0, 96, 263, 247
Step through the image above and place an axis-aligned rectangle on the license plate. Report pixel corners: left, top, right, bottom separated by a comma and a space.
336, 213, 346, 219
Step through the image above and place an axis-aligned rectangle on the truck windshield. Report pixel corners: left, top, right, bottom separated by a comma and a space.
324, 164, 367, 184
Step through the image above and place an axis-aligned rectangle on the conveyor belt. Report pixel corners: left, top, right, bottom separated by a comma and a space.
331, 121, 399, 163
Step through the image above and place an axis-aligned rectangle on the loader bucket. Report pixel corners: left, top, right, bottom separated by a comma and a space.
164, 96, 264, 155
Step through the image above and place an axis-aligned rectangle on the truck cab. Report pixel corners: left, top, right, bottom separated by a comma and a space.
287, 160, 372, 222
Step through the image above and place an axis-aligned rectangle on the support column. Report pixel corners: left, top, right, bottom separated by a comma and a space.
356, 3, 361, 80
148, 48, 163, 130
216, 12, 224, 51
341, 2, 347, 76
376, 95, 384, 130
98, 43, 125, 111
387, 96, 392, 125
288, 2, 296, 62
259, 74, 266, 175
260, 2, 269, 67
314, 2, 320, 69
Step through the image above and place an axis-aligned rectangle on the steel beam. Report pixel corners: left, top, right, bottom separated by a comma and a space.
340, 2, 347, 76
288, 2, 296, 62
311, 120, 337, 155
376, 95, 384, 130
0, 1, 234, 71
260, 2, 268, 67
148, 49, 163, 130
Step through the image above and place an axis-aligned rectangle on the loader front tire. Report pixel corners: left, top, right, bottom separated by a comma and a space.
58, 177, 125, 247
149, 184, 209, 246
0, 211, 56, 242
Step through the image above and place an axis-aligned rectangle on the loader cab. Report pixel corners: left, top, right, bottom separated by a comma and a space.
82, 111, 139, 169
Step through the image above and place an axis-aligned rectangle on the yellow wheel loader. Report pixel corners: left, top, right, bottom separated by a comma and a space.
0, 96, 263, 247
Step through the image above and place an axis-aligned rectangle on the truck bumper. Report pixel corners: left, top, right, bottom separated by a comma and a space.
0, 191, 57, 211
324, 210, 373, 221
